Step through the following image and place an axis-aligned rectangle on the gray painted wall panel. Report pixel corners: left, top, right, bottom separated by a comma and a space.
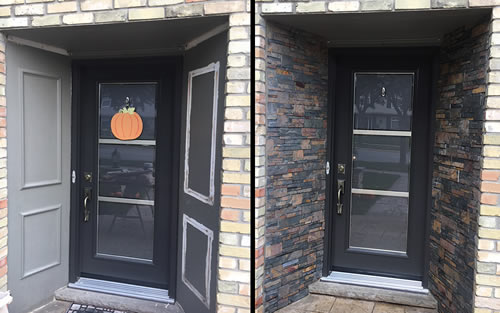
22, 72, 61, 189
6, 42, 71, 313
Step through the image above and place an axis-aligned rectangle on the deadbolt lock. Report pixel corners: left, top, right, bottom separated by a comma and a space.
338, 163, 345, 175
84, 172, 92, 183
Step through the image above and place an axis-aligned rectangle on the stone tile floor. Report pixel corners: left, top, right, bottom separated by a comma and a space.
276, 295, 438, 313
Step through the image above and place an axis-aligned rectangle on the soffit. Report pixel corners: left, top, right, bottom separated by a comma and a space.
264, 9, 491, 46
2, 16, 228, 57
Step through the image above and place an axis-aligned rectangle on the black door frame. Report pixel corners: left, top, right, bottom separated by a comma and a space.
69, 56, 183, 298
323, 47, 439, 288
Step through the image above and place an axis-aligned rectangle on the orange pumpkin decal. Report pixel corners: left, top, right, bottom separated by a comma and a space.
111, 106, 143, 140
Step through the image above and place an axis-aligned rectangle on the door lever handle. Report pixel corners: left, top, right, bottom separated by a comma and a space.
337, 179, 345, 215
83, 187, 92, 222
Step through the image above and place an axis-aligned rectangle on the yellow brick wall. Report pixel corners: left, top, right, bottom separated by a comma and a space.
477, 8, 500, 312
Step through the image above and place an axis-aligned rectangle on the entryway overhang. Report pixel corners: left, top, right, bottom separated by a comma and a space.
263, 8, 491, 47
2, 15, 228, 57
260, 6, 492, 312
5, 15, 229, 313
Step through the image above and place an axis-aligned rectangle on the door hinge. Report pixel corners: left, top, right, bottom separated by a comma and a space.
72, 170, 76, 184
326, 161, 330, 175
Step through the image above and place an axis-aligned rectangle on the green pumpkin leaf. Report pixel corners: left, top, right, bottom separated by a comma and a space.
118, 106, 136, 114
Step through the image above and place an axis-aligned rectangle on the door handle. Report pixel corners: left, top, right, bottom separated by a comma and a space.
337, 179, 345, 215
83, 187, 92, 222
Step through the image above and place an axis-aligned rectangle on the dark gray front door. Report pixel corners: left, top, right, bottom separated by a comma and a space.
330, 50, 433, 280
176, 31, 226, 313
76, 58, 179, 289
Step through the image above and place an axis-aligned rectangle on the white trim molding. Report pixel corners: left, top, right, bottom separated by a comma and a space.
183, 61, 220, 206
185, 23, 228, 51
181, 214, 213, 309
7, 35, 69, 56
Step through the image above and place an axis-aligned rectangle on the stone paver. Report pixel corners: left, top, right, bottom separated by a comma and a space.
290, 294, 336, 312
276, 295, 438, 313
330, 298, 375, 313
373, 303, 405, 313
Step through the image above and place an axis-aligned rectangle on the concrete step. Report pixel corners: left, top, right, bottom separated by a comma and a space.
54, 287, 184, 313
309, 281, 437, 309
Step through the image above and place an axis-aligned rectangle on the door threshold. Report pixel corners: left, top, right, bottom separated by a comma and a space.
321, 271, 428, 294
68, 277, 174, 304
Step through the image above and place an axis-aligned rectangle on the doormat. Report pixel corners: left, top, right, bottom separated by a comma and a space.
67, 303, 128, 313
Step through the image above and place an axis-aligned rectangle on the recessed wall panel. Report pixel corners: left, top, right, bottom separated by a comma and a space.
183, 62, 219, 205
22, 71, 61, 189
182, 214, 213, 308
21, 205, 61, 278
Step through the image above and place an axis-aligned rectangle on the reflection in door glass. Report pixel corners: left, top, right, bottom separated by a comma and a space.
350, 194, 408, 253
353, 74, 413, 131
100, 83, 157, 140
97, 83, 157, 262
349, 72, 414, 255
97, 201, 154, 261
99, 144, 155, 201
352, 136, 410, 192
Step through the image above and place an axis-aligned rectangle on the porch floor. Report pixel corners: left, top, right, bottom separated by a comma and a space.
31, 300, 72, 313
275, 295, 437, 313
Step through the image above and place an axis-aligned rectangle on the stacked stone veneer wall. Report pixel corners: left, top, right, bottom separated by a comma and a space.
0, 1, 251, 312
431, 21, 489, 313
257, 5, 500, 313
264, 23, 328, 313
254, 1, 496, 312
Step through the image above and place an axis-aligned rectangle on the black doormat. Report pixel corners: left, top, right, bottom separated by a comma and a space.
67, 303, 128, 313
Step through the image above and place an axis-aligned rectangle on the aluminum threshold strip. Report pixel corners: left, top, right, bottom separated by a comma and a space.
321, 271, 428, 294
68, 277, 174, 304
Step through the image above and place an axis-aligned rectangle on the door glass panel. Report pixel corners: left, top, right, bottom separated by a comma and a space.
100, 83, 157, 140
350, 194, 408, 253
352, 135, 410, 192
349, 72, 413, 254
97, 83, 157, 262
99, 144, 155, 201
353, 73, 413, 131
97, 201, 154, 261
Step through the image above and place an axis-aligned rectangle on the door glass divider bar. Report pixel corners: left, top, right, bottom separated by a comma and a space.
95, 252, 153, 264
99, 139, 156, 146
348, 245, 408, 256
352, 188, 409, 198
98, 196, 154, 206
353, 130, 411, 137
355, 72, 416, 75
